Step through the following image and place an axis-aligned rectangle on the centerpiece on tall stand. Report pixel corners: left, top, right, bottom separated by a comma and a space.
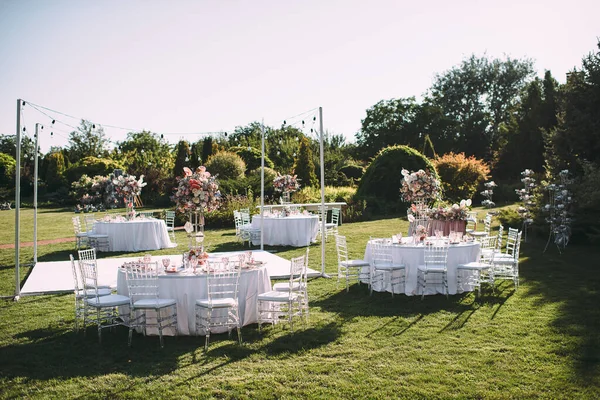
273, 173, 301, 205
400, 168, 441, 235
172, 166, 221, 272
113, 174, 147, 220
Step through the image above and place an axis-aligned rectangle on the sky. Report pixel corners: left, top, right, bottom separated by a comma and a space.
0, 0, 598, 153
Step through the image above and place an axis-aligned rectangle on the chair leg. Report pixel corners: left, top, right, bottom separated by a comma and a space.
204, 308, 212, 352
157, 309, 165, 349
97, 308, 102, 344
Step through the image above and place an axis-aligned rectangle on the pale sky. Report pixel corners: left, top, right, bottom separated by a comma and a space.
0, 0, 598, 153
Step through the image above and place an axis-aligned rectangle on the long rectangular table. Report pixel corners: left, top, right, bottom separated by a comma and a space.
94, 218, 177, 252
251, 215, 319, 247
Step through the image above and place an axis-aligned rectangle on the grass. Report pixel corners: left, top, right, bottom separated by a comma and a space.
0, 207, 599, 398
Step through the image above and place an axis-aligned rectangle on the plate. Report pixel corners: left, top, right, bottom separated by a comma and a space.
450, 241, 461, 245
165, 269, 179, 274
246, 261, 265, 268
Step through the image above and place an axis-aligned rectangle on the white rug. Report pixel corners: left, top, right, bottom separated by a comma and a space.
20, 250, 321, 295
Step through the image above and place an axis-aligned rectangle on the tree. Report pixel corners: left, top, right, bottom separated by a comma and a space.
67, 120, 109, 162
546, 41, 600, 174
229, 122, 263, 149
173, 140, 191, 176
294, 136, 318, 188
116, 131, 174, 203
190, 140, 202, 166
41, 150, 67, 191
427, 54, 535, 160
201, 137, 214, 163
355, 98, 421, 160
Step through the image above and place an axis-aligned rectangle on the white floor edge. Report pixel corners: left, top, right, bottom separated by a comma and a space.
20, 250, 321, 295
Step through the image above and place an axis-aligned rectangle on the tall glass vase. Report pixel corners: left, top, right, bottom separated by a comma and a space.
126, 195, 136, 220
184, 210, 205, 251
281, 191, 291, 205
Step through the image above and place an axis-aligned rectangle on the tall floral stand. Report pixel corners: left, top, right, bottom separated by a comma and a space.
280, 191, 291, 205
126, 195, 136, 220
184, 211, 205, 271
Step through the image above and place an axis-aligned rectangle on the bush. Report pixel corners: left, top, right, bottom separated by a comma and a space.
0, 152, 16, 188
204, 194, 257, 229
356, 145, 438, 214
246, 167, 278, 199
65, 156, 124, 184
433, 152, 489, 202
205, 151, 246, 180
229, 146, 274, 172
339, 164, 364, 181
572, 161, 600, 244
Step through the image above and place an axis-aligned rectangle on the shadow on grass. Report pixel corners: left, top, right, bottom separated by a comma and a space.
518, 238, 600, 385
259, 321, 342, 356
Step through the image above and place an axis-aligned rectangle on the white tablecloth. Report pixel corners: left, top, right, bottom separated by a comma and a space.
116, 253, 272, 335
363, 239, 480, 296
251, 215, 319, 247
94, 219, 176, 252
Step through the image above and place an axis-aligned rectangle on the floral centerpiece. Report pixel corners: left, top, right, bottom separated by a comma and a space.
273, 173, 301, 193
416, 224, 428, 241
113, 174, 146, 220
400, 169, 441, 204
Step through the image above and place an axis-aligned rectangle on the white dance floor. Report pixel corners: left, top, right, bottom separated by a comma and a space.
21, 250, 321, 295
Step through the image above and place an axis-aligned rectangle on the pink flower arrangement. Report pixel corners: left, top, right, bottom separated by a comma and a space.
113, 174, 147, 198
400, 169, 441, 203
273, 173, 301, 193
172, 166, 221, 214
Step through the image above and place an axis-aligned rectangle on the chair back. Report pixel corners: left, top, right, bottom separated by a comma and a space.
165, 210, 175, 223
371, 239, 392, 267
240, 211, 251, 226
233, 211, 243, 235
424, 239, 449, 269
70, 254, 82, 294
288, 255, 306, 295
206, 259, 242, 304
505, 228, 519, 257
495, 224, 504, 251
512, 230, 523, 261
124, 261, 160, 302
84, 215, 97, 233
78, 248, 100, 298
335, 234, 349, 264
72, 217, 84, 235
139, 211, 154, 218
483, 213, 493, 233
330, 208, 340, 226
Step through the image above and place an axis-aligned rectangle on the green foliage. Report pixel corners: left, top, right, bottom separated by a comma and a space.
66, 120, 110, 162
173, 140, 191, 176
356, 145, 437, 214
355, 97, 421, 160
116, 131, 174, 204
572, 161, 600, 243
0, 152, 16, 187
230, 146, 274, 172
64, 156, 124, 183
205, 151, 246, 180
201, 137, 214, 162
190, 141, 202, 166
246, 167, 278, 198
294, 136, 318, 188
433, 152, 490, 202
545, 40, 600, 176
427, 54, 535, 160
266, 126, 302, 173
339, 164, 364, 181
204, 194, 257, 228
41, 151, 67, 191
0, 134, 36, 160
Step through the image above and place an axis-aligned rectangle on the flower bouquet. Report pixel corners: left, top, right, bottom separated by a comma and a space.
400, 168, 441, 204
172, 167, 221, 214
113, 174, 146, 219
273, 173, 301, 193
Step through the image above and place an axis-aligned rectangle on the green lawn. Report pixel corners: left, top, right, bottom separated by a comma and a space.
0, 208, 598, 399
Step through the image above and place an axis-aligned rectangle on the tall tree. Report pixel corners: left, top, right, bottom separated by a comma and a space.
201, 137, 214, 164
67, 120, 109, 162
173, 140, 191, 176
294, 136, 318, 188
427, 54, 535, 160
355, 97, 421, 160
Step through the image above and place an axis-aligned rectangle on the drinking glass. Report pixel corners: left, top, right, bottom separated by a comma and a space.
162, 258, 170, 271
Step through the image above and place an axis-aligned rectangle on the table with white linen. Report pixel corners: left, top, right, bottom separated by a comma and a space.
93, 219, 177, 252
363, 238, 480, 296
409, 220, 467, 236
116, 253, 272, 335
251, 215, 319, 247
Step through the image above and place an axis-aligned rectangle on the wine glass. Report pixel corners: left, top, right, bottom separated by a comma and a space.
162, 258, 170, 271
189, 255, 198, 273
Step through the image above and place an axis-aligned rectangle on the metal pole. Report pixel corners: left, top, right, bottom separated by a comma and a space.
260, 121, 265, 251
15, 99, 22, 299
319, 107, 329, 277
33, 123, 40, 264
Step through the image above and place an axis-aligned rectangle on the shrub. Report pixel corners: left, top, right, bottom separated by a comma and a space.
356, 145, 438, 214
65, 156, 124, 184
246, 167, 278, 198
204, 194, 257, 229
205, 151, 246, 180
572, 161, 600, 244
230, 146, 274, 172
339, 164, 364, 181
433, 152, 490, 203
294, 137, 318, 188
0, 152, 16, 187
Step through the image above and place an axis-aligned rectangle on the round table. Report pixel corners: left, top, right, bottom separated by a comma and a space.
116, 253, 272, 335
251, 215, 319, 247
363, 238, 480, 296
94, 219, 177, 252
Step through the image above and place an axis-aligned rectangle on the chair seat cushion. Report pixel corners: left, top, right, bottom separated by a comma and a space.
457, 262, 491, 271
273, 282, 302, 292
341, 259, 370, 268
469, 231, 488, 237
133, 298, 177, 309
257, 290, 299, 302
417, 264, 446, 272
493, 258, 516, 265
87, 233, 109, 239
196, 297, 237, 308
76, 288, 112, 298
373, 262, 405, 270
86, 294, 130, 307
